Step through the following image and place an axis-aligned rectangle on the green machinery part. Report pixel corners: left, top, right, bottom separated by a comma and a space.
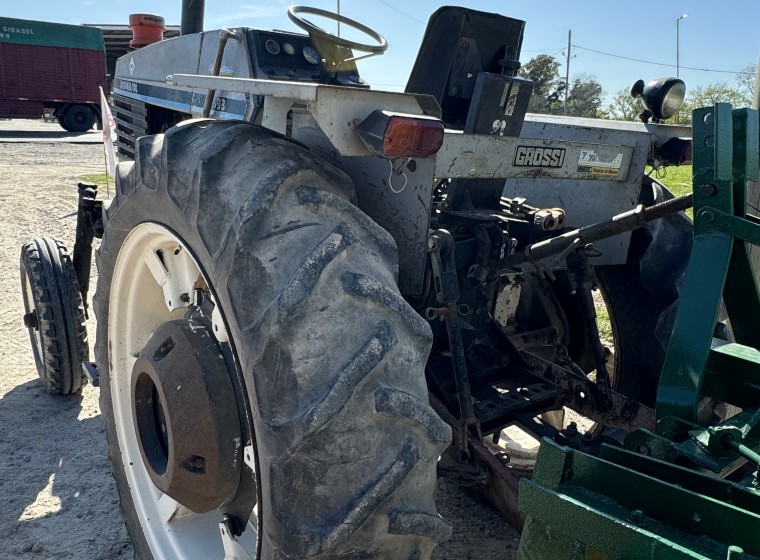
516, 103, 760, 560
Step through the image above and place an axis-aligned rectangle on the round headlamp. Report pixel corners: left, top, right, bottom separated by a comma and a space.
631, 77, 686, 121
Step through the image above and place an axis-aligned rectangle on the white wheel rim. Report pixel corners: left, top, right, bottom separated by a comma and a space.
109, 223, 258, 559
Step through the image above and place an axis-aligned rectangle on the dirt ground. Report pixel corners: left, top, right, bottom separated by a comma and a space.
0, 119, 519, 559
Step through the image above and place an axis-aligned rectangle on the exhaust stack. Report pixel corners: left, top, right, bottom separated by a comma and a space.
181, 0, 205, 35
129, 14, 166, 48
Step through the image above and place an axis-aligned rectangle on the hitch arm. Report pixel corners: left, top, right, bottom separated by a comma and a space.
502, 192, 693, 269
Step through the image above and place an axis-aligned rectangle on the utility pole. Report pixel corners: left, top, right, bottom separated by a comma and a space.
563, 30, 571, 115
337, 0, 341, 37
676, 13, 687, 78
675, 13, 687, 123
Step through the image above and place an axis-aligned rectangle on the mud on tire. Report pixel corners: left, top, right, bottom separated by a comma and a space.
94, 120, 452, 559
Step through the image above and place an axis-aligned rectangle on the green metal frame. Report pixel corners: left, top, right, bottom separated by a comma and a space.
657, 104, 760, 422
518, 440, 760, 560
517, 104, 760, 560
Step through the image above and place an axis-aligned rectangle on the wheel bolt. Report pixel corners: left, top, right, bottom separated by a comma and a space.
23, 311, 38, 330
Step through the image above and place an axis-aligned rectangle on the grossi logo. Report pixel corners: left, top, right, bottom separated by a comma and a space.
513, 146, 566, 168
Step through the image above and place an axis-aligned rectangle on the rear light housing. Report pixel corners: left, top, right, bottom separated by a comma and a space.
656, 137, 692, 166
355, 110, 444, 158
631, 77, 686, 121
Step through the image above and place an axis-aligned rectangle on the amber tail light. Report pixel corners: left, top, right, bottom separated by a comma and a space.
355, 110, 444, 158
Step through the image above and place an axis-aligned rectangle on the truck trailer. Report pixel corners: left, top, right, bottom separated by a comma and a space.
0, 17, 106, 132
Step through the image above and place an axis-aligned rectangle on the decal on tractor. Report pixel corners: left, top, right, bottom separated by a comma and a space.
513, 145, 566, 167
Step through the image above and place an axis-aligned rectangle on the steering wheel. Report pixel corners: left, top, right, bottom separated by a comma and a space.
287, 6, 388, 55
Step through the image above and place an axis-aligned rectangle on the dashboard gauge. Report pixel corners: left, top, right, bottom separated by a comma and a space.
264, 39, 280, 55
303, 44, 321, 65
282, 42, 295, 55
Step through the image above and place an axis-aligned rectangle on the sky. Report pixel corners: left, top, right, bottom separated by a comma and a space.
3, 1, 759, 104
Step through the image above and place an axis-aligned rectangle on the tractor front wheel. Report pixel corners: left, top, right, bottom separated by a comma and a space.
20, 237, 88, 395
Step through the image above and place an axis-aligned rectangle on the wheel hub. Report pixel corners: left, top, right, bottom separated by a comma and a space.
131, 318, 241, 513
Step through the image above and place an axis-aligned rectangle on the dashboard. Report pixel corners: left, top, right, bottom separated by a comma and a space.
246, 29, 366, 87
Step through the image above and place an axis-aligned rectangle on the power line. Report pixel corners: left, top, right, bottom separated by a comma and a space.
523, 47, 564, 53
372, 0, 426, 24
572, 44, 746, 75
520, 47, 567, 69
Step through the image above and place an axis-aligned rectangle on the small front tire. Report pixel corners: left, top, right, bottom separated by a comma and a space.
20, 237, 88, 395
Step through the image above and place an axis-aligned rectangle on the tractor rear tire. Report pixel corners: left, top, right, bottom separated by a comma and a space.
595, 179, 692, 406
94, 120, 452, 559
20, 237, 88, 395
59, 104, 96, 132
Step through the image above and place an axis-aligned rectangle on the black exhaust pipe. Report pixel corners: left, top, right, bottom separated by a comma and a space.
181, 0, 205, 35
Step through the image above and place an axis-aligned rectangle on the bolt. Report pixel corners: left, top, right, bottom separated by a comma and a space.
179, 293, 190, 303
23, 311, 38, 330
635, 443, 650, 456
629, 509, 646, 526
700, 210, 716, 224
223, 514, 244, 537
699, 184, 717, 197
193, 288, 205, 306
187, 455, 205, 472
458, 37, 468, 48
154, 337, 175, 361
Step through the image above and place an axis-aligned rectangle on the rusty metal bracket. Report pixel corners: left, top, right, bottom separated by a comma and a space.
520, 351, 655, 432
428, 230, 481, 455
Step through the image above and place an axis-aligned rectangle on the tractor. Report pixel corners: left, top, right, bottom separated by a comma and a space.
22, 3, 753, 559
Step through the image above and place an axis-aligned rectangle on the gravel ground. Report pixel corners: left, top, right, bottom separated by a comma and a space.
0, 119, 519, 559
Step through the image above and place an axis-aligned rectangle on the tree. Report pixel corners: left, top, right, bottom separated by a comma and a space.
680, 82, 751, 123
605, 87, 644, 121
565, 73, 604, 118
735, 63, 757, 105
519, 54, 565, 114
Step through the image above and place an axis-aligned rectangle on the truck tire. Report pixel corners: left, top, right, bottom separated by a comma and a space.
59, 104, 96, 132
20, 237, 88, 395
94, 120, 452, 560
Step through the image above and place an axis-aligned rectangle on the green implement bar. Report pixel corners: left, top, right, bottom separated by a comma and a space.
517, 440, 760, 560
0, 17, 104, 51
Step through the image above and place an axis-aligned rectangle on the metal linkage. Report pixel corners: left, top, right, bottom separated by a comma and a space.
427, 230, 479, 455
202, 29, 242, 118
501, 192, 693, 269
565, 245, 612, 392
72, 181, 103, 317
